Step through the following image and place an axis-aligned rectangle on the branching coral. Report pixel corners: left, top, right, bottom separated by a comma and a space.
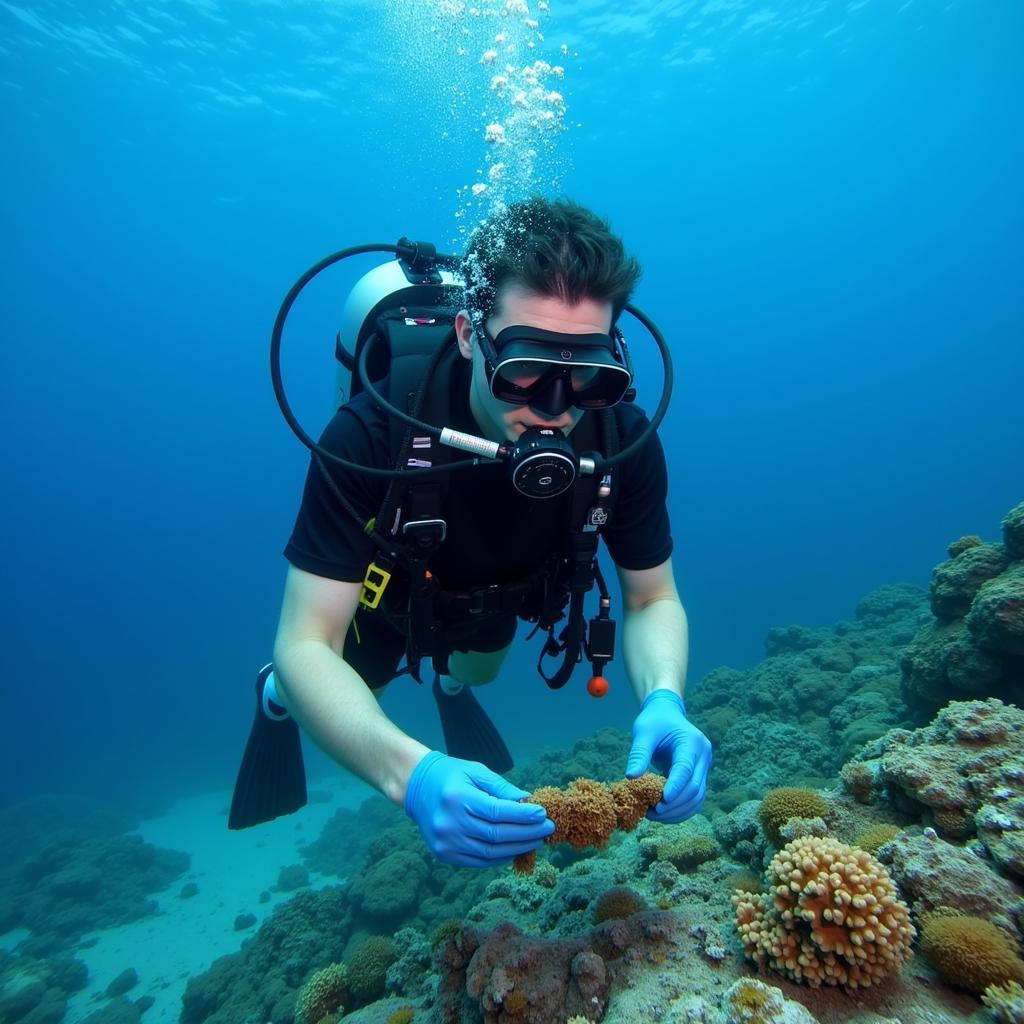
732, 835, 915, 989
512, 773, 664, 873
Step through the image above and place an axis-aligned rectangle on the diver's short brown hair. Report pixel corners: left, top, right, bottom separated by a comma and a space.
462, 197, 642, 324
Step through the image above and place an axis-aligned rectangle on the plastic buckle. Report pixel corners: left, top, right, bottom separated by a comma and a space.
469, 584, 501, 615
359, 562, 392, 610
402, 518, 447, 556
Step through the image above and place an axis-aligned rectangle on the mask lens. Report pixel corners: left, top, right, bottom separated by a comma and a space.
566, 364, 630, 407
493, 359, 629, 409
499, 359, 548, 388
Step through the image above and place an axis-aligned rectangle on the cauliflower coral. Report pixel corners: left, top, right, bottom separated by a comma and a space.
732, 835, 915, 989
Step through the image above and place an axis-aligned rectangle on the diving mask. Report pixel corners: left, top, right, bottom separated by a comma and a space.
473, 321, 635, 417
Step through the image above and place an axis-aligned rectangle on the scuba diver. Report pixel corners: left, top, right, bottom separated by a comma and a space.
229, 197, 712, 867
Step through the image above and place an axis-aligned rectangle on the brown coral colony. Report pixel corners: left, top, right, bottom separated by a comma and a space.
512, 773, 664, 873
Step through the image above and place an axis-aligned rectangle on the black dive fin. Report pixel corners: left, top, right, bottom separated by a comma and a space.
228, 664, 307, 829
432, 675, 514, 775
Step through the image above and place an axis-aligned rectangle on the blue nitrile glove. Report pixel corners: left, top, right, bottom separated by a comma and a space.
626, 689, 712, 824
404, 751, 555, 867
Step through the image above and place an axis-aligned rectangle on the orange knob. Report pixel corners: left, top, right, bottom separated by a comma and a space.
587, 676, 609, 698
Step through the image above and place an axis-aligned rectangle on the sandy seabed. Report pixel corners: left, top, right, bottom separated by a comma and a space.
37, 778, 374, 1024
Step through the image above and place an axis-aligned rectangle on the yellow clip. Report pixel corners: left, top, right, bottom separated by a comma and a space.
359, 561, 392, 610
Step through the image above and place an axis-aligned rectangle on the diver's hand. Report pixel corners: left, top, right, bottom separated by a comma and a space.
626, 689, 712, 824
404, 751, 554, 867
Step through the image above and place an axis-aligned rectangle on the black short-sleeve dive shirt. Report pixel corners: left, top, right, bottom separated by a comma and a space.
284, 358, 673, 588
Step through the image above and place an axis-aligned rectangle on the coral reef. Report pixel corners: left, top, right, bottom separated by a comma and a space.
969, 564, 1024, 656
919, 910, 1024, 994
180, 887, 353, 1024
686, 583, 924, 806
347, 935, 396, 1004
929, 541, 1008, 619
0, 950, 88, 1024
876, 829, 1024, 936
347, 844, 430, 923
948, 535, 983, 558
175, 539, 1024, 1024
721, 978, 818, 1023
300, 795, 407, 878
433, 915, 675, 1023
757, 788, 831, 846
901, 501, 1024, 712
294, 962, 349, 1024
592, 886, 647, 924
1007, 503, 1024, 559
732, 835, 915, 989
852, 823, 902, 853
5, 833, 189, 956
507, 728, 632, 791
385, 928, 434, 1001
640, 830, 721, 871
984, 980, 1024, 1023
512, 774, 663, 873
303, 809, 501, 941
847, 698, 1024, 875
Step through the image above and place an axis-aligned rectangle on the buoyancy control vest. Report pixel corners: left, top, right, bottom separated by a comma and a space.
341, 308, 621, 694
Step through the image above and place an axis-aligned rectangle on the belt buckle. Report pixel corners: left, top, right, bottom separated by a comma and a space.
471, 584, 501, 615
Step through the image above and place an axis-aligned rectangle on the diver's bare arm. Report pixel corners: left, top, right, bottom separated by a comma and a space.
616, 558, 689, 702
272, 566, 429, 806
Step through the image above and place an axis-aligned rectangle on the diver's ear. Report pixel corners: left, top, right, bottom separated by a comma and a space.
455, 310, 474, 360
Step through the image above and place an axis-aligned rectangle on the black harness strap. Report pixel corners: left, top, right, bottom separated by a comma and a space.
339, 310, 622, 689
371, 317, 460, 681
536, 408, 619, 688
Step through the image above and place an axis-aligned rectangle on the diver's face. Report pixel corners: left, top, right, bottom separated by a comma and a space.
455, 283, 614, 445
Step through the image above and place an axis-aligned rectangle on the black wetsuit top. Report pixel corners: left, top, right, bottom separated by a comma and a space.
285, 359, 674, 588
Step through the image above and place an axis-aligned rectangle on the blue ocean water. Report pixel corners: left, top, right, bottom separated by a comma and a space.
1, 0, 1021, 811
